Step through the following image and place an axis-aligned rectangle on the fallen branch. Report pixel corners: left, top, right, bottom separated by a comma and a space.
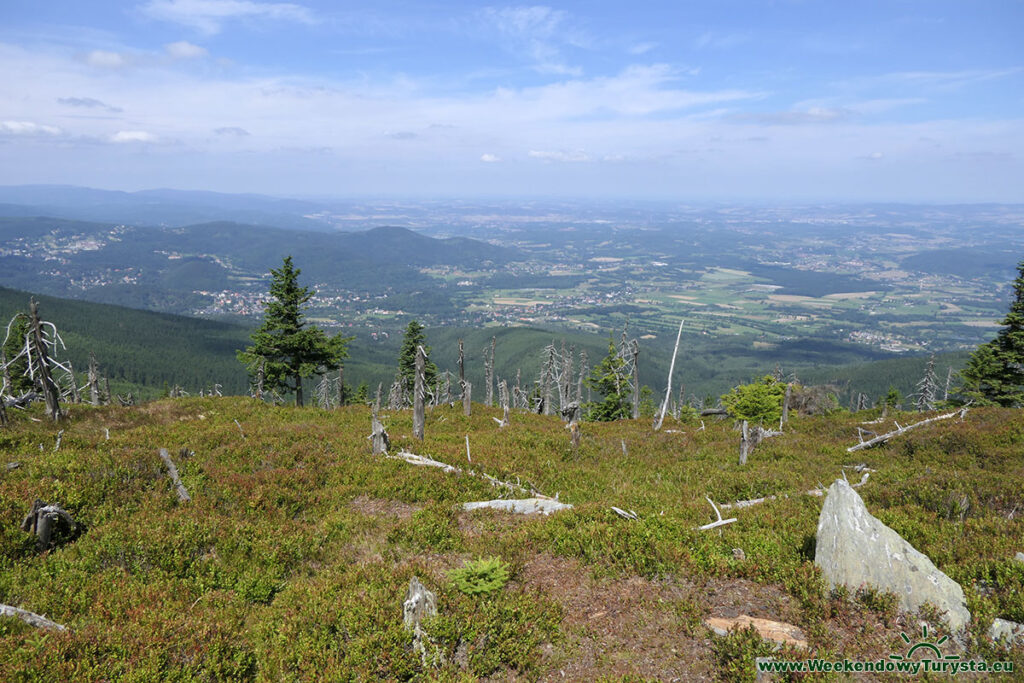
847, 407, 968, 452
158, 448, 191, 503
0, 603, 67, 631
388, 449, 549, 499
718, 471, 871, 510
611, 506, 638, 520
234, 419, 246, 439
463, 498, 573, 515
698, 496, 737, 530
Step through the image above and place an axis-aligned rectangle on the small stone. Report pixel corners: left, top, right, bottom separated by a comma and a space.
989, 618, 1024, 646
1014, 552, 1024, 564
732, 548, 746, 561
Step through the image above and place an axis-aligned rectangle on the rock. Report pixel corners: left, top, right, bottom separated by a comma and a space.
462, 498, 573, 515
704, 615, 808, 649
732, 548, 746, 561
1014, 551, 1024, 564
989, 618, 1024, 646
815, 478, 970, 632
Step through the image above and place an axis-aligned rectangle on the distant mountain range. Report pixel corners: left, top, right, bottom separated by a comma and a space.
0, 215, 517, 314
0, 184, 335, 231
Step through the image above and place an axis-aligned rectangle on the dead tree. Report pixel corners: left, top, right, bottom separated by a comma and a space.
856, 392, 869, 412
253, 357, 266, 399
484, 336, 496, 407
388, 376, 405, 410
0, 396, 6, 427
559, 341, 573, 414
781, 383, 792, 425
739, 420, 751, 465
371, 411, 390, 454
915, 355, 939, 412
630, 339, 640, 419
848, 407, 968, 452
20, 499, 82, 551
413, 345, 426, 441
103, 376, 111, 406
654, 319, 684, 430
0, 604, 67, 632
944, 367, 953, 402
28, 300, 62, 422
538, 343, 555, 415
495, 379, 510, 427
462, 381, 472, 417
337, 363, 345, 407
458, 338, 465, 390
576, 349, 588, 404
373, 382, 383, 413
158, 448, 191, 502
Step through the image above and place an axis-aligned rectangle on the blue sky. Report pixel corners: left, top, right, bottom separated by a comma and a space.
0, 0, 1022, 201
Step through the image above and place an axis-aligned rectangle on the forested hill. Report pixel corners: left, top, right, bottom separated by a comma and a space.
0, 216, 517, 314
2, 285, 970, 408
0, 287, 251, 396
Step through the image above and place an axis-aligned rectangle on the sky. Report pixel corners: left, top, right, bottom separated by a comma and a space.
0, 0, 1022, 202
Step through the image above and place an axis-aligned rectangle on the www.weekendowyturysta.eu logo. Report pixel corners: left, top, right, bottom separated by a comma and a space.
755, 625, 1015, 676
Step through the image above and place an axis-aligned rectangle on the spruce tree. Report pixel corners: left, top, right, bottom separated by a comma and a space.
397, 320, 438, 398
961, 260, 1024, 406
584, 337, 631, 421
238, 256, 351, 406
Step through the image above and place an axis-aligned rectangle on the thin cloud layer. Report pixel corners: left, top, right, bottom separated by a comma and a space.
0, 2, 1019, 200
141, 0, 316, 35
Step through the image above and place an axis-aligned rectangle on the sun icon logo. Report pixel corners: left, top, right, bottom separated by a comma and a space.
889, 625, 961, 662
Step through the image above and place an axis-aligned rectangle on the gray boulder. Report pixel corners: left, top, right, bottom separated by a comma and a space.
815, 478, 970, 632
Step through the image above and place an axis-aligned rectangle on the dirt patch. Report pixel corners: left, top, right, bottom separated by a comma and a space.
348, 495, 419, 520
516, 553, 715, 681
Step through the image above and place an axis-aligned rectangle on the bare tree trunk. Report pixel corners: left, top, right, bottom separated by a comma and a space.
654, 319, 684, 431
371, 410, 389, 454
458, 338, 465, 395
462, 381, 472, 417
739, 420, 750, 466
540, 344, 555, 415
1, 349, 11, 397
413, 345, 426, 440
630, 339, 640, 419
255, 357, 266, 399
484, 336, 496, 407
0, 396, 7, 427
295, 375, 304, 407
781, 383, 792, 425
158, 448, 191, 502
66, 361, 80, 404
337, 364, 345, 407
569, 419, 581, 453
29, 299, 61, 422
374, 382, 382, 413
102, 376, 110, 406
498, 379, 509, 426
576, 349, 587, 404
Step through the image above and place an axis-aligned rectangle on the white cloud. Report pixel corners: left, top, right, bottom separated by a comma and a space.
86, 50, 128, 68
110, 130, 157, 143
214, 126, 250, 136
165, 41, 208, 59
529, 149, 590, 162
628, 42, 657, 56
141, 0, 317, 35
57, 96, 122, 112
0, 120, 63, 136
479, 5, 583, 75
480, 153, 501, 162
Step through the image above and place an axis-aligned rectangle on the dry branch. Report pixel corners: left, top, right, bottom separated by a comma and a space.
158, 448, 191, 502
847, 408, 968, 452
654, 318, 684, 431
0, 603, 67, 631
698, 496, 737, 530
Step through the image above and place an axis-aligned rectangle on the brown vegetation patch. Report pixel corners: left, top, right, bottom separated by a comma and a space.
517, 553, 715, 681
348, 495, 419, 520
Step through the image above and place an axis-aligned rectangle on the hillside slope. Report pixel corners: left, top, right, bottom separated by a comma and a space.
0, 398, 1021, 679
